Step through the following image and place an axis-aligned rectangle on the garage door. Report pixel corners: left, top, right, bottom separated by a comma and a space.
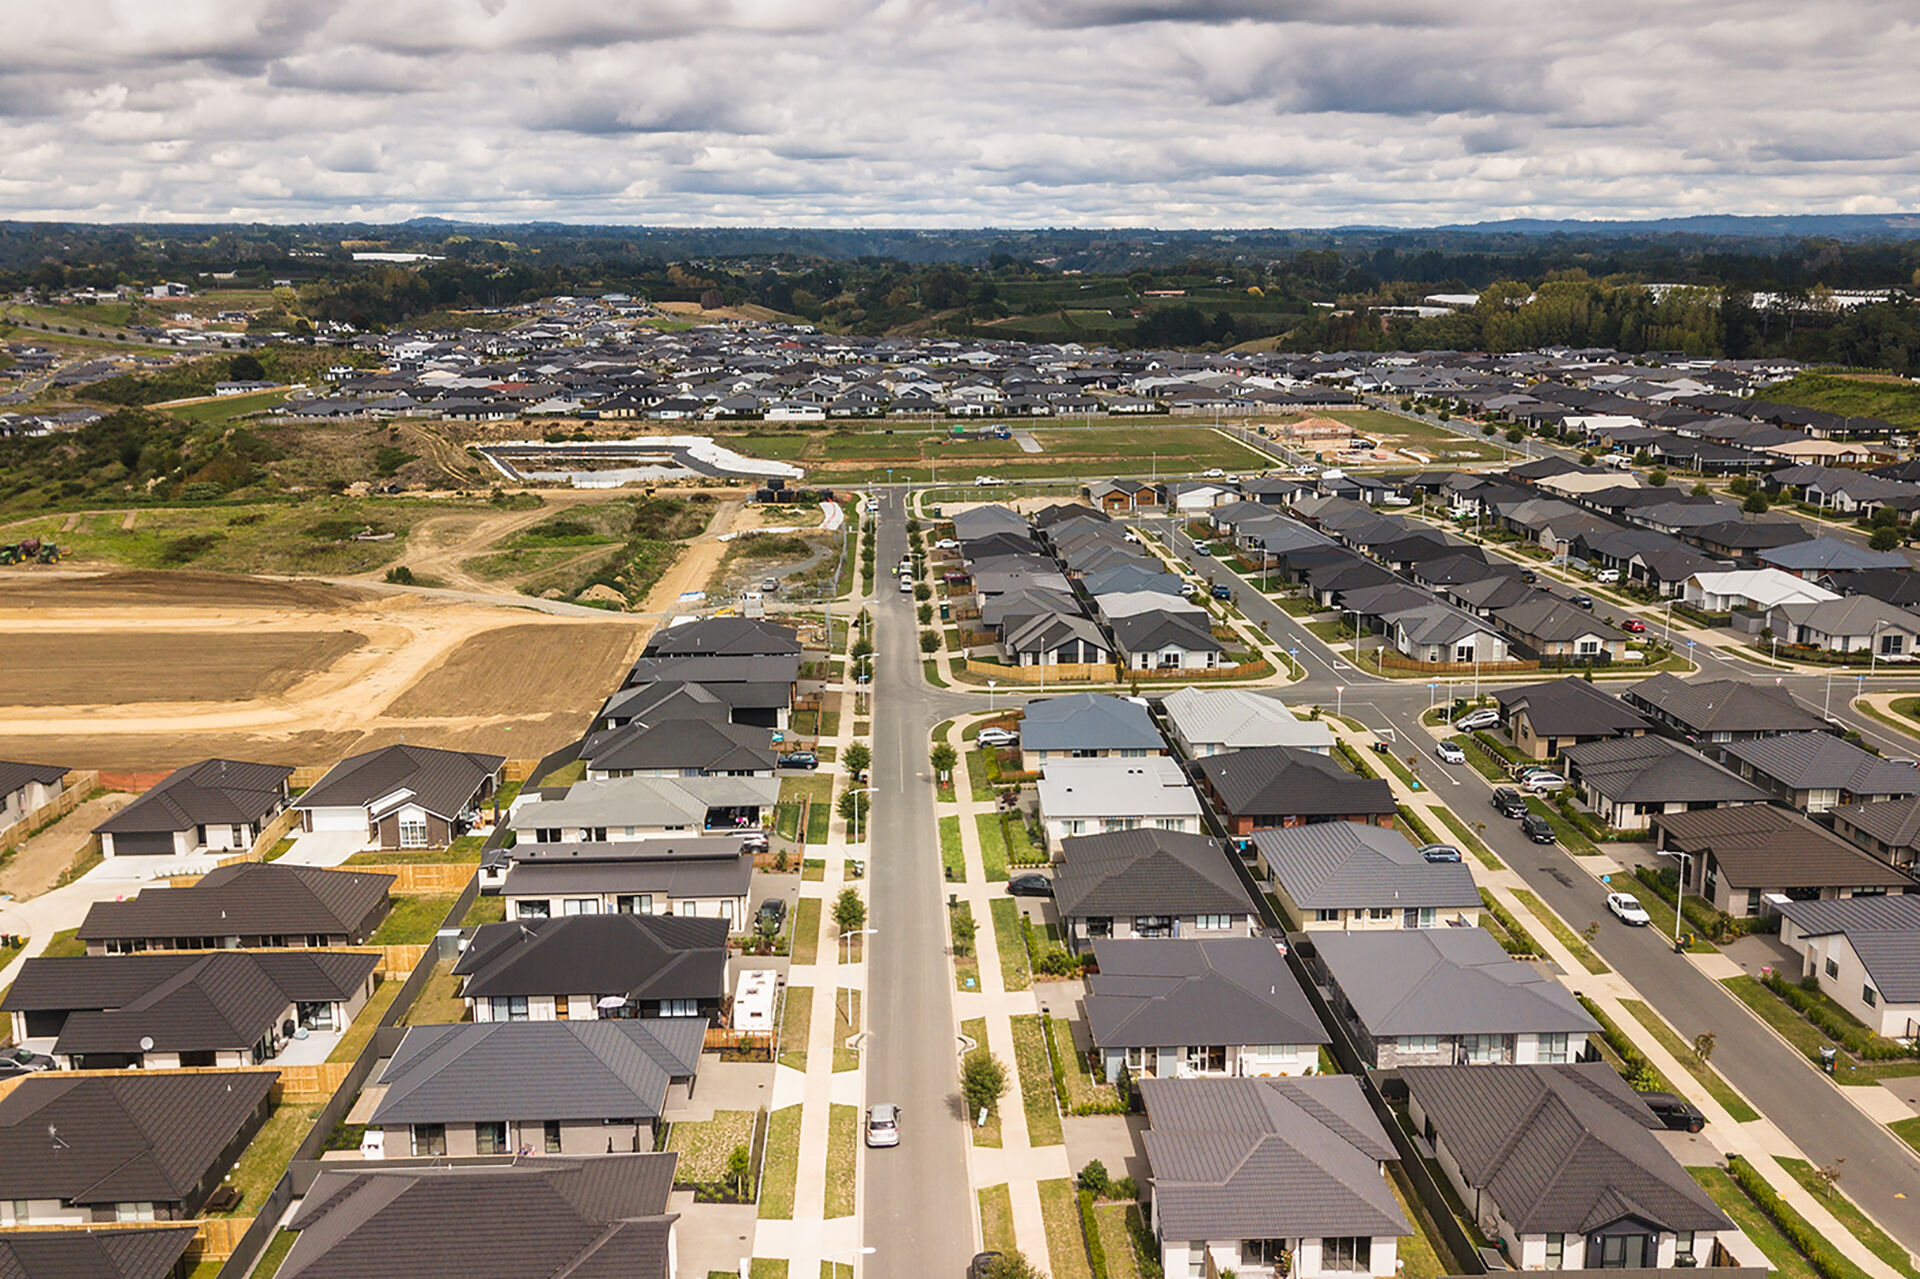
113, 830, 176, 856
307, 807, 370, 834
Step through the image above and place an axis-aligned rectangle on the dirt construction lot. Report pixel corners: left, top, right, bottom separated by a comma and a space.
0, 571, 648, 770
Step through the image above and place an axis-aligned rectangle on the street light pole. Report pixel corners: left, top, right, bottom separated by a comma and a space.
1665, 850, 1692, 950
1336, 684, 1346, 719
988, 680, 997, 714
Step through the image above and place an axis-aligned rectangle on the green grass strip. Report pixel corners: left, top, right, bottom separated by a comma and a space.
1511, 888, 1610, 974
1620, 998, 1761, 1123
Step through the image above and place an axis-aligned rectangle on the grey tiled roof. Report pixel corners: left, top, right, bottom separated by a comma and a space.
1311, 929, 1598, 1037
1085, 939, 1327, 1050
1053, 829, 1255, 920
1831, 794, 1920, 851
1560, 736, 1768, 805
453, 914, 729, 1002
1198, 746, 1395, 819
1141, 1075, 1407, 1242
94, 758, 292, 835
297, 744, 504, 821
0, 1225, 197, 1279
1251, 823, 1482, 911
1651, 806, 1917, 890
1496, 677, 1650, 739
1625, 674, 1828, 735
581, 718, 776, 775
1772, 895, 1920, 1002
1399, 1064, 1730, 1235
76, 863, 395, 944
1020, 693, 1163, 752
642, 616, 800, 657
1722, 732, 1920, 796
0, 759, 67, 800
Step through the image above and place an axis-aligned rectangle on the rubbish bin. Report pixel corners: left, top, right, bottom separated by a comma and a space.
940, 602, 950, 620
1819, 1045, 1838, 1074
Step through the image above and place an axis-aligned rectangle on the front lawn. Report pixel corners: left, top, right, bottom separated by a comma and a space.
369, 894, 460, 946
1620, 999, 1760, 1123
979, 1184, 1016, 1253
1511, 889, 1609, 975
667, 1109, 757, 1190
992, 898, 1031, 992
1011, 1014, 1064, 1145
1037, 1179, 1094, 1279
778, 985, 812, 1072
940, 816, 966, 881
975, 813, 1011, 881
791, 897, 821, 965
218, 1101, 322, 1216
824, 1104, 857, 1218
758, 1105, 802, 1219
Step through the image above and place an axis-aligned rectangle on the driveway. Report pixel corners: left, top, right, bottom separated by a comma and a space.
277, 829, 371, 867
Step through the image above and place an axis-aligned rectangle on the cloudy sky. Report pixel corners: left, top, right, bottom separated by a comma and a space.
4, 0, 1918, 226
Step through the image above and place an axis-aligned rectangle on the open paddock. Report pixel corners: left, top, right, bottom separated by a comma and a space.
0, 630, 366, 705
382, 622, 648, 719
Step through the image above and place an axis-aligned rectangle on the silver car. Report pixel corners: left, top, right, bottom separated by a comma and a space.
866, 1103, 900, 1147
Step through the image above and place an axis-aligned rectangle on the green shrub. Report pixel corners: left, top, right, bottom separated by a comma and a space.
1726, 1156, 1863, 1279
1078, 1189, 1111, 1279
1078, 1160, 1111, 1197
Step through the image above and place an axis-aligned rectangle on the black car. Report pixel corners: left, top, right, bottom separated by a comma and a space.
1518, 569, 1538, 584
1491, 787, 1529, 819
1639, 1091, 1707, 1133
778, 751, 819, 770
969, 1253, 1005, 1279
757, 898, 788, 931
1520, 814, 1556, 844
1007, 873, 1054, 898
1570, 594, 1594, 610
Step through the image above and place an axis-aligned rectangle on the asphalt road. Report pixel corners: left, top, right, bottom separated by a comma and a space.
863, 487, 978, 1279
1159, 524, 1920, 1255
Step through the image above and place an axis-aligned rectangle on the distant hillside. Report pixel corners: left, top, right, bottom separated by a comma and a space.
1438, 213, 1920, 241
1757, 370, 1920, 431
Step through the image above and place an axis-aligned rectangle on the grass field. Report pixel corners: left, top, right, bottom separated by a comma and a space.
825, 1104, 857, 1217
1760, 371, 1920, 432
992, 898, 1030, 991
1776, 1156, 1919, 1279
979, 1184, 1016, 1252
939, 815, 966, 880
779, 985, 811, 1073
732, 424, 1273, 482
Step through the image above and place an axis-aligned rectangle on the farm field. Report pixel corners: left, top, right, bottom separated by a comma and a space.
728, 424, 1273, 482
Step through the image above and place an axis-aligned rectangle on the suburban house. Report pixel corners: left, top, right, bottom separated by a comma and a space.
0, 1070, 278, 1223
643, 616, 800, 659
604, 660, 796, 731
514, 776, 781, 841
1829, 795, 1920, 871
1251, 824, 1482, 931
75, 862, 396, 954
1017, 692, 1166, 769
453, 914, 730, 1023
1141, 1075, 1409, 1279
1651, 806, 1918, 919
1384, 602, 1512, 665
1683, 567, 1837, 614
581, 717, 778, 780
1160, 686, 1334, 757
1559, 736, 1769, 831
0, 1227, 198, 1279
1036, 757, 1204, 848
1196, 746, 1396, 836
1495, 677, 1652, 760
366, 1019, 705, 1158
494, 838, 753, 924
1400, 1063, 1732, 1271
1052, 829, 1259, 953
0, 759, 67, 829
1490, 597, 1630, 664
1086, 479, 1161, 512
93, 758, 293, 858
1760, 538, 1909, 580
1309, 929, 1598, 1068
1721, 732, 1920, 814
1774, 894, 1920, 1039
1624, 673, 1829, 749
295, 744, 505, 849
2, 950, 379, 1069
1084, 939, 1329, 1081
1111, 610, 1226, 671
1004, 612, 1112, 669
279, 1155, 680, 1279
1767, 596, 1920, 659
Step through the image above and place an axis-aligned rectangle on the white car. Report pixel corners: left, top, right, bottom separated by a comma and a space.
936, 539, 959, 549
1594, 568, 1621, 584
1204, 468, 1225, 478
1607, 892, 1652, 927
1521, 771, 1567, 793
866, 1103, 900, 1147
899, 576, 914, 593
1454, 708, 1501, 732
976, 727, 1019, 748
1436, 741, 1467, 765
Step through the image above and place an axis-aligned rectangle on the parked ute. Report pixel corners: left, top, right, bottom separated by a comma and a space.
1639, 1092, 1707, 1133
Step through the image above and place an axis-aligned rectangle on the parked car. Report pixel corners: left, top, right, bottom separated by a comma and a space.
866, 1103, 901, 1147
779, 751, 819, 770
762, 578, 779, 593
1519, 814, 1556, 844
1455, 708, 1501, 732
1204, 468, 1225, 478
1417, 843, 1463, 863
1491, 788, 1530, 819
757, 898, 788, 932
1211, 584, 1233, 600
1570, 594, 1594, 610
900, 576, 914, 593
0, 1047, 53, 1073
1518, 569, 1538, 584
976, 727, 1019, 748
1193, 543, 1212, 556
1007, 873, 1054, 898
1621, 617, 1646, 633
1607, 892, 1652, 926
1521, 771, 1567, 793
1594, 568, 1621, 584
1639, 1091, 1707, 1133
936, 539, 960, 549
1436, 741, 1467, 766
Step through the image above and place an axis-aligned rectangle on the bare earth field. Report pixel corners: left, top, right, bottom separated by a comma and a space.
382, 623, 647, 719
0, 631, 366, 706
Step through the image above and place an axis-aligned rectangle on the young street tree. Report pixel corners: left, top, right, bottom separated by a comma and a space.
961, 1048, 1010, 1118
833, 886, 868, 936
930, 742, 958, 781
842, 741, 872, 778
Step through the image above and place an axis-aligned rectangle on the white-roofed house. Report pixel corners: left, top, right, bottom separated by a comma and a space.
1160, 686, 1334, 757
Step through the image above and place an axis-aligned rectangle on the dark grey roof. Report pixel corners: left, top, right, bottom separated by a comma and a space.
283, 1155, 678, 1279
1760, 539, 1908, 573
76, 863, 394, 944
1625, 673, 1828, 735
297, 744, 504, 820
94, 758, 292, 835
1722, 732, 1920, 797
1141, 1075, 1407, 1242
1311, 930, 1599, 1037
1772, 895, 1920, 1002
0, 1226, 197, 1279
1197, 746, 1395, 819
502, 852, 751, 901
3, 950, 377, 1056
642, 616, 800, 658
1560, 736, 1768, 805
1085, 939, 1326, 1050
1496, 678, 1650, 739
486, 836, 744, 869
622, 654, 801, 690
0, 1070, 277, 1206
1399, 1064, 1731, 1235
1830, 794, 1920, 851
1019, 693, 1163, 752
1652, 805, 1917, 890
1109, 610, 1224, 656
0, 760, 67, 799
1053, 829, 1256, 920
371, 1020, 704, 1125
581, 717, 776, 774
1251, 823, 1482, 911
453, 914, 729, 1001
1493, 596, 1629, 644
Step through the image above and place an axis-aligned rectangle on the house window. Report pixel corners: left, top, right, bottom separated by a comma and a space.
1746, 889, 1763, 915
231, 824, 247, 846
1825, 957, 1840, 979
475, 1121, 508, 1154
544, 1120, 564, 1153
116, 1202, 157, 1222
1536, 1033, 1569, 1064
1544, 1234, 1564, 1269
517, 899, 552, 921
1315, 909, 1341, 923
1576, 639, 1599, 656
1595, 1233, 1650, 1268
398, 818, 429, 848
1086, 917, 1113, 938
1133, 915, 1173, 938
1455, 644, 1474, 662
1184, 1045, 1228, 1073
661, 999, 700, 1017
1461, 1034, 1502, 1064
1369, 907, 1393, 921
1321, 1237, 1371, 1272
1674, 1232, 1696, 1264
1243, 1240, 1290, 1266
1398, 1035, 1439, 1055
1187, 1244, 1207, 1279
1865, 985, 1878, 1007
1195, 914, 1231, 931
491, 996, 529, 1022
562, 898, 600, 916
411, 1124, 447, 1157
1124, 1047, 1147, 1071
617, 894, 654, 914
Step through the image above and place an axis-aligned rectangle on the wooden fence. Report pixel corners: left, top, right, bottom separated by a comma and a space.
0, 770, 100, 855
1377, 651, 1540, 674
963, 659, 1115, 684
248, 806, 304, 858
352, 863, 482, 895
274, 1061, 358, 1101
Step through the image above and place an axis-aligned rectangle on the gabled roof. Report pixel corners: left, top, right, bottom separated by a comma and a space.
1141, 1075, 1407, 1243
282, 1155, 678, 1279
1250, 822, 1481, 910
1560, 736, 1767, 805
1053, 829, 1254, 920
1020, 693, 1163, 752
1109, 610, 1224, 655
0, 1226, 197, 1279
1830, 794, 1920, 851
1085, 939, 1326, 1050
1160, 687, 1334, 753
1312, 929, 1599, 1037
1651, 806, 1917, 890
1771, 595, 1920, 638
1723, 732, 1920, 796
581, 718, 775, 774
642, 616, 800, 658
1497, 677, 1650, 739
1400, 1063, 1730, 1235
453, 914, 729, 1001
1772, 895, 1920, 1003
513, 775, 780, 832
1197, 746, 1395, 819
94, 758, 292, 835
1625, 673, 1827, 734
0, 760, 67, 798
623, 653, 801, 690
1493, 596, 1628, 644
76, 863, 394, 943
297, 744, 504, 820
1760, 539, 1909, 573
371, 1020, 705, 1125
0, 1070, 278, 1207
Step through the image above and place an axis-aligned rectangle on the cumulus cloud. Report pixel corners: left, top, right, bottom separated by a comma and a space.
0, 0, 1916, 224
